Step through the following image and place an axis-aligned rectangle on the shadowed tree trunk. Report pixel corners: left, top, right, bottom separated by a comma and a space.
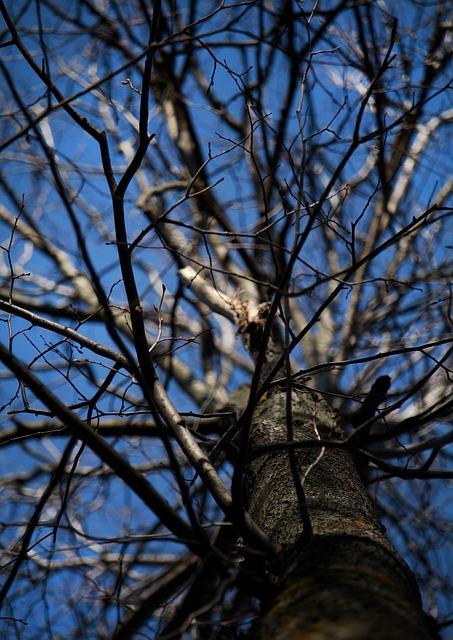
244, 388, 437, 640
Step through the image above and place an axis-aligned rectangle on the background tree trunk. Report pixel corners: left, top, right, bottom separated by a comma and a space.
245, 388, 437, 640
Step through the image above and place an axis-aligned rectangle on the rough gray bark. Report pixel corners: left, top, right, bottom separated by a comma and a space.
245, 387, 437, 640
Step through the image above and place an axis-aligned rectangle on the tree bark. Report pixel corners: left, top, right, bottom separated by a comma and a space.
245, 388, 437, 640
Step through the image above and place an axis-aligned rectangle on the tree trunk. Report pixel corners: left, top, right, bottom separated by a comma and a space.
244, 388, 437, 640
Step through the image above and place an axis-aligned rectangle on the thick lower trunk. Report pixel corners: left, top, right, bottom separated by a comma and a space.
244, 388, 437, 640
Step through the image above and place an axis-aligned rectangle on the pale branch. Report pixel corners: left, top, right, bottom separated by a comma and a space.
178, 265, 239, 322
388, 108, 453, 215
0, 340, 202, 552
0, 299, 131, 370
150, 374, 280, 556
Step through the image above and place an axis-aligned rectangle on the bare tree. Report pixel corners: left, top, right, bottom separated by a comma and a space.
0, 1, 452, 639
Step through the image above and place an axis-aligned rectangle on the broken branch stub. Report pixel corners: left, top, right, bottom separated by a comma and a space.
178, 267, 284, 381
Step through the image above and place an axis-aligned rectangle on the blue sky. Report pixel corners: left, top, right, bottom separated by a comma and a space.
1, 1, 452, 637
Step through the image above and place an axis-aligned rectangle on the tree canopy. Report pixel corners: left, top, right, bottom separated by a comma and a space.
0, 1, 452, 638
